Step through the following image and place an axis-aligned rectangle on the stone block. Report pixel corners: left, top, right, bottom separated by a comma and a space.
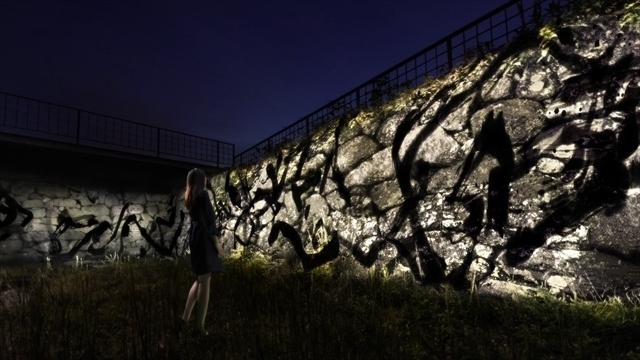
21, 199, 45, 209
301, 154, 326, 180
82, 205, 110, 217
0, 239, 23, 254
377, 112, 405, 147
95, 216, 112, 225
128, 204, 145, 214
325, 191, 346, 211
38, 217, 56, 225
111, 205, 126, 218
160, 194, 174, 204
34, 241, 52, 254
28, 193, 44, 200
536, 157, 565, 174
146, 206, 158, 217
301, 194, 330, 234
9, 183, 34, 197
319, 178, 336, 196
146, 193, 166, 202
23, 232, 50, 243
75, 196, 94, 206
468, 258, 492, 281
474, 244, 494, 259
371, 180, 402, 211
36, 184, 70, 199
50, 199, 80, 208
58, 231, 87, 241
336, 135, 380, 172
12, 196, 27, 203
440, 99, 471, 132
414, 99, 439, 126
480, 61, 519, 102
377, 207, 412, 239
66, 208, 87, 218
271, 192, 298, 224
345, 148, 395, 187
471, 99, 546, 146
398, 125, 460, 165
156, 203, 169, 213
84, 190, 104, 205
125, 192, 147, 205
104, 194, 120, 207
24, 223, 54, 233
30, 209, 47, 219
514, 62, 560, 101
339, 117, 367, 146
138, 214, 154, 229
72, 226, 92, 235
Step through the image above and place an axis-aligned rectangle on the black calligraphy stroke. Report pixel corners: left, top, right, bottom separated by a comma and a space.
268, 221, 339, 271
122, 211, 186, 257
504, 83, 640, 264
217, 27, 639, 286
0, 189, 34, 229
47, 214, 112, 258
156, 195, 177, 228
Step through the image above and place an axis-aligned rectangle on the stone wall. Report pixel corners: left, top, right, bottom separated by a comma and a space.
211, 12, 640, 297
0, 180, 190, 264
2, 8, 638, 299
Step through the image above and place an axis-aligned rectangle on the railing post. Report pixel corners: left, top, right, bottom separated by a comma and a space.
3, 93, 7, 126
26, 99, 30, 130
447, 36, 453, 72
157, 129, 161, 157
306, 117, 310, 137
217, 142, 220, 167
76, 111, 81, 144
518, 0, 526, 27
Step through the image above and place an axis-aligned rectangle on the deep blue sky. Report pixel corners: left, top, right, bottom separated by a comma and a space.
1, 0, 517, 154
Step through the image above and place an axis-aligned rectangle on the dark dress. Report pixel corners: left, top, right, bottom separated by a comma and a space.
188, 190, 223, 275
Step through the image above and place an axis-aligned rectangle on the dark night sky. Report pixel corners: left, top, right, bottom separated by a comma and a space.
1, 0, 521, 154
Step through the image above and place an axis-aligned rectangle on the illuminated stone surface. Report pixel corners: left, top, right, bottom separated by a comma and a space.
1, 11, 639, 299
209, 13, 640, 297
0, 180, 188, 263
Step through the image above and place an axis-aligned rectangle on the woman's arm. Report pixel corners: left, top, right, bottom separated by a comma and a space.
212, 234, 224, 255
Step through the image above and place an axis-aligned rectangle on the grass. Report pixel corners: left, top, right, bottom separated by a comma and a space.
1, 254, 639, 360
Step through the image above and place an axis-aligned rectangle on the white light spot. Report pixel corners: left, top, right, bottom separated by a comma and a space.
529, 80, 545, 92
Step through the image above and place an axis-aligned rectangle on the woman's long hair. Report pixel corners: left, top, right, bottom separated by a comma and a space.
185, 168, 206, 211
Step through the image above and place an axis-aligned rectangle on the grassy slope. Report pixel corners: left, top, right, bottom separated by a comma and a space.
1, 256, 639, 360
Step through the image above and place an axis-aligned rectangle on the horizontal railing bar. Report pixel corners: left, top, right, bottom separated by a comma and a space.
0, 92, 234, 147
0, 91, 235, 167
158, 128, 234, 146
235, 0, 570, 164
235, 1, 524, 160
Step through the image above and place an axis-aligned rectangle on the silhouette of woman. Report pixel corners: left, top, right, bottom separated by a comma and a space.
181, 168, 224, 335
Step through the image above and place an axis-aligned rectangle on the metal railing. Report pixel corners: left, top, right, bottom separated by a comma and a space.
0, 92, 235, 167
234, 0, 571, 165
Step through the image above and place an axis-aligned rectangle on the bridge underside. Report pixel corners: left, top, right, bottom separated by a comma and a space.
0, 132, 226, 193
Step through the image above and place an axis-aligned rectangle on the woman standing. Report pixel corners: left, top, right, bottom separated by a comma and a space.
181, 168, 224, 335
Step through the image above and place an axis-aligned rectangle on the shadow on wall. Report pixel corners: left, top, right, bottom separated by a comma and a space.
0, 184, 190, 264
213, 14, 640, 292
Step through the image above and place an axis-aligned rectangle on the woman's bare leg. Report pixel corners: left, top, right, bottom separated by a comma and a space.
195, 273, 211, 332
182, 280, 199, 322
